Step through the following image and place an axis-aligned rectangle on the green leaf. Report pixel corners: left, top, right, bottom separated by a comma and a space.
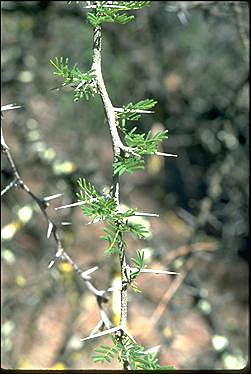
113, 155, 145, 176
124, 128, 169, 156
86, 1, 150, 27
117, 98, 158, 123
76, 178, 117, 222
50, 57, 96, 101
127, 222, 149, 239
92, 339, 121, 364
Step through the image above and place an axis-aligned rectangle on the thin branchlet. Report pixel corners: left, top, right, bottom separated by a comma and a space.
1, 106, 111, 328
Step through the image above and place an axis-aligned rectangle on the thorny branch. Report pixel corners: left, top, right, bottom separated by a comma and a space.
79, 8, 179, 369
90, 25, 131, 370
1, 105, 112, 329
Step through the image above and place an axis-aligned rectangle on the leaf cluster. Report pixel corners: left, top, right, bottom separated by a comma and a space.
130, 249, 145, 292
93, 335, 176, 370
130, 249, 145, 280
86, 1, 151, 27
101, 219, 149, 255
114, 128, 168, 176
50, 57, 96, 101
77, 178, 116, 222
113, 154, 145, 176
76, 178, 149, 254
117, 99, 157, 122
101, 221, 125, 255
125, 127, 169, 156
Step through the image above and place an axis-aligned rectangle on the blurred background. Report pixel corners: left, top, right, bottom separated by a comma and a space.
1, 1, 249, 370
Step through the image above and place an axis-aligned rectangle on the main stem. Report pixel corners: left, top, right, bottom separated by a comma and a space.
91, 26, 129, 369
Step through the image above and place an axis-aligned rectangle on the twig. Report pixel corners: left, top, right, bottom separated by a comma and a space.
1, 178, 18, 196
151, 257, 196, 325
1, 108, 111, 325
165, 241, 218, 263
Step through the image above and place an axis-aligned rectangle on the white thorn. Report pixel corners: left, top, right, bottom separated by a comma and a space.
44, 193, 63, 202
81, 266, 98, 278
48, 260, 55, 269
107, 285, 122, 292
155, 151, 178, 157
47, 221, 54, 239
56, 249, 63, 258
131, 268, 179, 275
144, 345, 161, 354
1, 103, 22, 112
61, 222, 72, 226
81, 325, 121, 341
1, 128, 9, 149
86, 217, 102, 225
134, 212, 159, 217
100, 310, 112, 329
89, 320, 104, 336
114, 107, 154, 114
55, 201, 85, 210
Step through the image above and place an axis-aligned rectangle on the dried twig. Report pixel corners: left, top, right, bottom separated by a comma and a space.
165, 241, 218, 263
1, 106, 111, 325
151, 257, 196, 325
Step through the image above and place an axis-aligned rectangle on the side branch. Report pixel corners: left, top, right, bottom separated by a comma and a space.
1, 116, 111, 327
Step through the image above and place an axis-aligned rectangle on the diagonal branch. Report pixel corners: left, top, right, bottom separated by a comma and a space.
91, 26, 139, 159
1, 178, 18, 197
1, 109, 111, 325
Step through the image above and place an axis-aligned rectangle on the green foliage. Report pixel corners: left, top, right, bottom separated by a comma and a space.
113, 154, 145, 176
86, 1, 151, 27
125, 127, 169, 155
76, 178, 117, 222
130, 249, 145, 292
113, 127, 168, 176
126, 221, 149, 239
100, 219, 149, 255
50, 57, 96, 101
92, 341, 121, 363
101, 221, 125, 255
76, 178, 148, 254
93, 335, 176, 370
117, 99, 158, 122
130, 249, 145, 279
